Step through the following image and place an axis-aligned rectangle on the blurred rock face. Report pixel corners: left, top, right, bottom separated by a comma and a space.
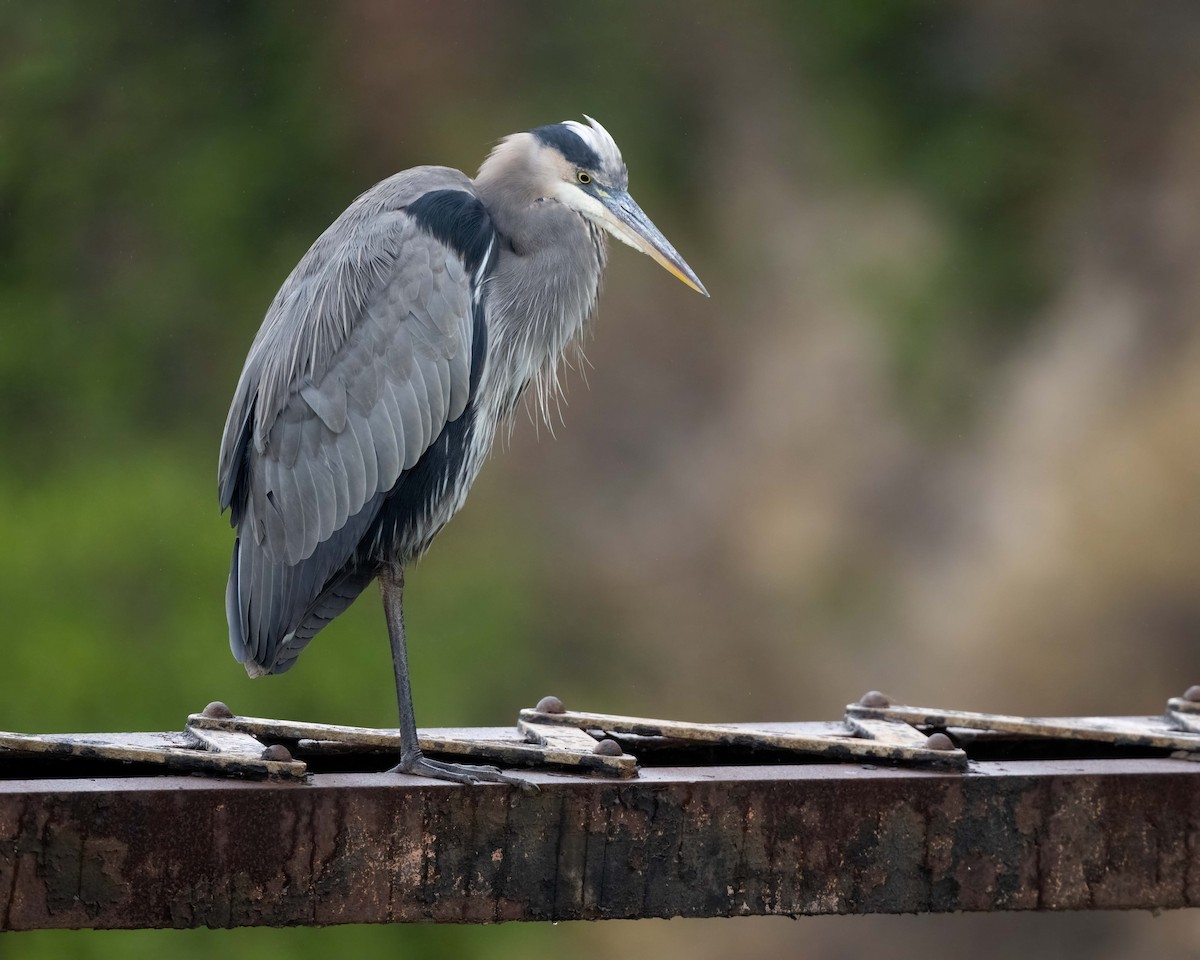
335, 10, 1200, 954
339, 2, 1200, 724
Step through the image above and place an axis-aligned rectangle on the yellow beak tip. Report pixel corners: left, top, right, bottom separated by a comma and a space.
678, 271, 710, 298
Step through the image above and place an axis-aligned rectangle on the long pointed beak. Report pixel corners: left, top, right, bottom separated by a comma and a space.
596, 189, 709, 296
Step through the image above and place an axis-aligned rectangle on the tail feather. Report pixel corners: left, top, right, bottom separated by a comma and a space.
264, 566, 377, 675
225, 538, 258, 671
225, 491, 385, 676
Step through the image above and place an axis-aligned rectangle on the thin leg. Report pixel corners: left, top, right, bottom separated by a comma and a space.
378, 565, 531, 790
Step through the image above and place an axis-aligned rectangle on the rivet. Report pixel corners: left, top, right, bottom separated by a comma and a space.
261, 744, 293, 762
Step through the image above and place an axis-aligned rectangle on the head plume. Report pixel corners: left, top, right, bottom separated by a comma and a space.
560, 116, 625, 180
525, 115, 628, 190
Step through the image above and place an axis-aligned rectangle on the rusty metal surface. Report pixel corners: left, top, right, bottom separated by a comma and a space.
1, 748, 1198, 929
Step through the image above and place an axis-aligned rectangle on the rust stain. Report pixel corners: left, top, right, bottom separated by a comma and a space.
0, 759, 1195, 928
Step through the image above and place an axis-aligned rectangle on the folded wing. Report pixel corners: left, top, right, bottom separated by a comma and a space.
217, 168, 494, 674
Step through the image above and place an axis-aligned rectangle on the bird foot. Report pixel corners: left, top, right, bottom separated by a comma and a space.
389, 753, 538, 793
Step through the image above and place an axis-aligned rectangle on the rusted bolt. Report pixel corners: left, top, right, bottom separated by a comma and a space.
858, 690, 890, 708
592, 738, 623, 756
261, 744, 293, 762
202, 701, 234, 719
925, 733, 955, 752
536, 695, 565, 714
1183, 686, 1200, 703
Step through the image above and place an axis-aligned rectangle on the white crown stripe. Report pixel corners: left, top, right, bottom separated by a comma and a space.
561, 116, 625, 178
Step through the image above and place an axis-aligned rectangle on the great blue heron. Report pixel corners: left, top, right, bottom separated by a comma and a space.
218, 116, 707, 785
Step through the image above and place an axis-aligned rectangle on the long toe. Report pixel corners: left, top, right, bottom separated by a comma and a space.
390, 755, 538, 793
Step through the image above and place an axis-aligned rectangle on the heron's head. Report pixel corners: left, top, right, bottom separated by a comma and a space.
480, 116, 707, 296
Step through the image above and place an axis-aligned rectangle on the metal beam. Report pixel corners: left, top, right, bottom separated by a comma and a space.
0, 732, 1197, 929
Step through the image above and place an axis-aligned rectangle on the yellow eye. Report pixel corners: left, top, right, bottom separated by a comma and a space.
577, 171, 592, 185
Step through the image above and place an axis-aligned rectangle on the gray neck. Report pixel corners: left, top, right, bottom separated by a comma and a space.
475, 164, 607, 421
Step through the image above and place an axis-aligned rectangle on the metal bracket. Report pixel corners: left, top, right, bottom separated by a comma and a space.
187, 706, 637, 778
1164, 689, 1200, 735
3, 687, 1199, 782
0, 702, 635, 781
0, 725, 305, 780
519, 700, 969, 769
847, 690, 1200, 757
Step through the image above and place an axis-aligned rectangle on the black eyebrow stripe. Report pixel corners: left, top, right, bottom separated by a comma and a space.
531, 124, 603, 170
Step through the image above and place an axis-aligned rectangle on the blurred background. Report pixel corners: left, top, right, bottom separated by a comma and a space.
3, 1, 1200, 956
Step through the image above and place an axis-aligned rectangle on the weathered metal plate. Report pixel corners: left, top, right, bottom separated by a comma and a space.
847, 702, 1200, 753
183, 725, 273, 756
0, 729, 304, 780
517, 720, 636, 777
846, 715, 944, 748
1165, 697, 1200, 735
1167, 710, 1200, 735
187, 713, 406, 750
518, 707, 968, 769
188, 713, 635, 775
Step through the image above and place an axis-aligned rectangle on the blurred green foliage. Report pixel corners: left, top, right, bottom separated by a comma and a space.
0, 2, 1065, 956
1, 8, 551, 953
2, 5, 345, 466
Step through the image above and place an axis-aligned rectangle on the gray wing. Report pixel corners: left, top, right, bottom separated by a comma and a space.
218, 166, 489, 672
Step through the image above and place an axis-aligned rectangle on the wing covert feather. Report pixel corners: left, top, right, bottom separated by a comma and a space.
243, 209, 483, 562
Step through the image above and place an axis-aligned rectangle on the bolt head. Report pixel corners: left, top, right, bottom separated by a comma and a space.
592, 738, 623, 756
536, 695, 565, 715
202, 701, 234, 719
261, 744, 293, 762
1184, 686, 1200, 703
925, 733, 955, 752
858, 690, 890, 708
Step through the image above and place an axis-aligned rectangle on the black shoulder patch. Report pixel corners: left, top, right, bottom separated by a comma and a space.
406, 189, 495, 276
532, 124, 602, 171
